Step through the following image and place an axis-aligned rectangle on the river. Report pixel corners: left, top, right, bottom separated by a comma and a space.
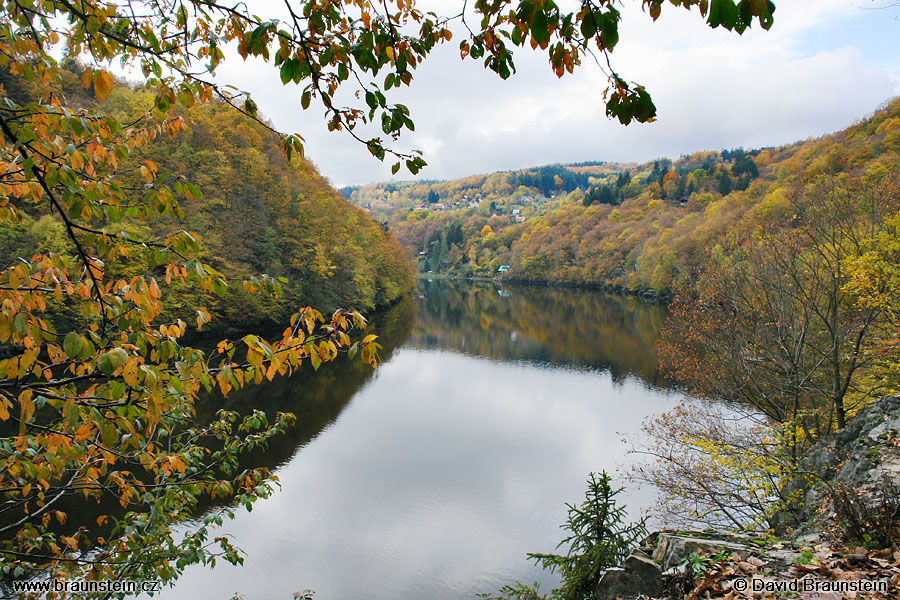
154, 280, 686, 599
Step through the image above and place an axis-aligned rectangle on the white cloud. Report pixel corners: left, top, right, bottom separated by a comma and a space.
206, 0, 900, 186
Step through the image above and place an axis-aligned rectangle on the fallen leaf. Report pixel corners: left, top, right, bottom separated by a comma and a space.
736, 561, 757, 574
748, 556, 765, 568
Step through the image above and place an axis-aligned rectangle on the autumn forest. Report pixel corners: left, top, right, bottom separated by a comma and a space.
2, 0, 900, 599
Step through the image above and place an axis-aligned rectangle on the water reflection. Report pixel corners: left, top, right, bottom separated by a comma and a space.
190, 294, 416, 474
411, 280, 669, 386
153, 281, 683, 600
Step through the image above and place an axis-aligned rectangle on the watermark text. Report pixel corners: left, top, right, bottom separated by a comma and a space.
11, 578, 161, 595
730, 576, 889, 594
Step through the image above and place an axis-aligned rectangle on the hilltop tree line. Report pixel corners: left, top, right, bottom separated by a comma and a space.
360, 103, 898, 301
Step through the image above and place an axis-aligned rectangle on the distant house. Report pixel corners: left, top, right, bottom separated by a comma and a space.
497, 265, 511, 273
515, 216, 526, 223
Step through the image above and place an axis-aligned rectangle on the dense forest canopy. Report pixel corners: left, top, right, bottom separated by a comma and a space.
1, 63, 415, 327
352, 99, 900, 298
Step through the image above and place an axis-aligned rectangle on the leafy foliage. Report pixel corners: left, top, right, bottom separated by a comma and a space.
526, 472, 647, 600
0, 0, 775, 589
845, 210, 900, 382
828, 475, 900, 549
1, 65, 414, 327
629, 401, 807, 533
661, 171, 898, 445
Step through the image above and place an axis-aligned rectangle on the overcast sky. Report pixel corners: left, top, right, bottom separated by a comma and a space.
213, 0, 900, 187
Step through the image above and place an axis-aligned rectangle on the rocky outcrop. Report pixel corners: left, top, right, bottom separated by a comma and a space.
595, 552, 665, 600
594, 531, 762, 600
794, 395, 900, 528
802, 396, 900, 488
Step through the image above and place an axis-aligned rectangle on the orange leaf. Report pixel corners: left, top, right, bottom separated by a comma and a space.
74, 423, 91, 442
93, 70, 113, 101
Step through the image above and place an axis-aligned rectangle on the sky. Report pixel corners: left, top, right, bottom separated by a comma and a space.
212, 0, 900, 187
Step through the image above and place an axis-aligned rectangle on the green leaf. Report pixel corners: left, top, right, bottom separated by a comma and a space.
107, 348, 128, 370
63, 332, 83, 359
708, 0, 722, 27
280, 61, 295, 84
600, 14, 619, 50
155, 92, 171, 112
531, 10, 549, 45
580, 15, 596, 39
98, 352, 113, 376
185, 182, 203, 200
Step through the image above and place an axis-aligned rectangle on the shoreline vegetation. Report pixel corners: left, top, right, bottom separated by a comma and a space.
416, 272, 670, 303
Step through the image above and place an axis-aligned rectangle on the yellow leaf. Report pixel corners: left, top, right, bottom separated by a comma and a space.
81, 67, 93, 90
19, 391, 35, 424
0, 398, 9, 421
61, 535, 79, 551
123, 359, 140, 387
93, 70, 113, 101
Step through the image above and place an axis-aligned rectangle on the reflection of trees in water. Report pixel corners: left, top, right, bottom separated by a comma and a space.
21, 285, 663, 551
29, 297, 416, 545
411, 280, 670, 387
195, 294, 416, 472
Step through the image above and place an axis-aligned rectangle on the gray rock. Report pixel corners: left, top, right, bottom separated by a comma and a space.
652, 533, 752, 571
595, 552, 664, 600
787, 396, 900, 532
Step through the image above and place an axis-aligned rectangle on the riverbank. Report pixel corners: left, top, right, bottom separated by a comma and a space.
595, 396, 900, 600
416, 272, 670, 303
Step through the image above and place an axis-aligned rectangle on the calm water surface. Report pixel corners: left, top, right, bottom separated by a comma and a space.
156, 281, 685, 599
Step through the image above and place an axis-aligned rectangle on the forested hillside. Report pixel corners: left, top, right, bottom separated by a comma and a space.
351, 98, 900, 297
0, 62, 414, 330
